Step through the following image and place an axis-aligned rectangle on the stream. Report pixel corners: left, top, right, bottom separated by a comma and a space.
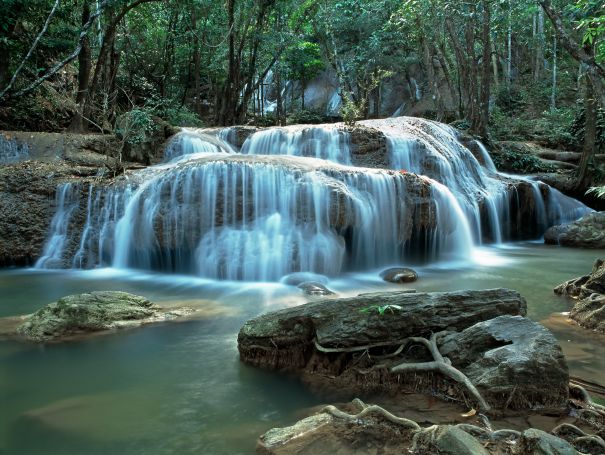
1, 242, 604, 455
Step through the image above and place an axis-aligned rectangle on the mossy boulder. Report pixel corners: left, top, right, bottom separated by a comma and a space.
17, 291, 161, 341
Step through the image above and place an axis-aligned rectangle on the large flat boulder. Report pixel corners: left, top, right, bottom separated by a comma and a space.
238, 288, 527, 364
236, 289, 573, 412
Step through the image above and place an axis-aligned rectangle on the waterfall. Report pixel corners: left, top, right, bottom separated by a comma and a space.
0, 135, 30, 164
240, 126, 351, 164
35, 116, 592, 280
35, 183, 81, 268
164, 129, 234, 161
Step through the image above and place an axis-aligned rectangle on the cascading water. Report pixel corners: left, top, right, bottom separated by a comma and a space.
0, 135, 30, 164
35, 183, 81, 268
36, 117, 592, 280
164, 129, 234, 161
238, 126, 351, 164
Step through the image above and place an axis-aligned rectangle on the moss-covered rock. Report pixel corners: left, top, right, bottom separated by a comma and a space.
17, 291, 163, 341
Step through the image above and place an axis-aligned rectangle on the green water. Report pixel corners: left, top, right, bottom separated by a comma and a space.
1, 243, 604, 454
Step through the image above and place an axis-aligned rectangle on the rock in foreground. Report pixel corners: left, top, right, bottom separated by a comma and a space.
238, 288, 568, 411
555, 259, 605, 332
17, 291, 192, 341
257, 400, 592, 455
545, 212, 605, 248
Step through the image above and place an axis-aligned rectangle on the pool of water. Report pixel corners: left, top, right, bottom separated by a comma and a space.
1, 243, 604, 454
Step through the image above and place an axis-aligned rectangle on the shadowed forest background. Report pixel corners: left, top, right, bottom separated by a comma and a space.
0, 0, 604, 204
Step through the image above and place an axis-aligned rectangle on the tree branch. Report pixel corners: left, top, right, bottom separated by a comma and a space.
0, 0, 111, 101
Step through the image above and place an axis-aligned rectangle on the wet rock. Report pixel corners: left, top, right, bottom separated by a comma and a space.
257, 402, 417, 455
257, 401, 588, 455
570, 294, 605, 333
439, 315, 569, 411
517, 428, 579, 455
555, 259, 605, 333
297, 281, 335, 296
0, 161, 92, 266
344, 125, 389, 169
412, 425, 490, 455
555, 259, 605, 299
238, 289, 547, 410
238, 288, 527, 360
281, 272, 329, 286
17, 291, 192, 341
380, 267, 418, 283
545, 212, 605, 249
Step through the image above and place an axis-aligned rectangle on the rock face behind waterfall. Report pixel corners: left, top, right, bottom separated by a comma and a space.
0, 161, 97, 266
237, 288, 569, 411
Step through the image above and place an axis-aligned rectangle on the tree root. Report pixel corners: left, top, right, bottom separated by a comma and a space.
390, 333, 491, 412
552, 423, 605, 452
320, 398, 421, 431
570, 383, 605, 414
313, 333, 490, 412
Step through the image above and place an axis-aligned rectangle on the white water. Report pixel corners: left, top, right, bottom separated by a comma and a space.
35, 117, 592, 280
239, 126, 351, 164
0, 135, 29, 164
35, 183, 81, 268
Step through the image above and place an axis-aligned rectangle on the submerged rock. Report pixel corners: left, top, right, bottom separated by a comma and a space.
555, 259, 605, 333
545, 212, 605, 248
380, 267, 418, 283
236, 288, 569, 411
17, 291, 192, 341
281, 272, 329, 286
297, 281, 335, 297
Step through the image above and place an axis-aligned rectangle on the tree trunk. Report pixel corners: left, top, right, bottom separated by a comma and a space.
507, 0, 512, 86
192, 9, 201, 116
576, 77, 597, 190
551, 34, 557, 111
477, 0, 491, 139
69, 2, 92, 132
534, 2, 544, 82
539, 0, 605, 106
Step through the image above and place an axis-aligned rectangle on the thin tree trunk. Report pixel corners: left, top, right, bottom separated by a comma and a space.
507, 0, 512, 86
534, 1, 544, 81
576, 77, 597, 189
476, 0, 492, 139
551, 34, 557, 111
69, 2, 92, 132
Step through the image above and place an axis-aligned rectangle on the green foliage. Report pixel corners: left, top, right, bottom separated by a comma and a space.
286, 109, 327, 125
284, 41, 325, 87
115, 107, 157, 146
492, 145, 558, 174
163, 105, 203, 127
359, 304, 403, 315
587, 186, 605, 198
340, 93, 365, 126
490, 106, 577, 149
570, 106, 605, 153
